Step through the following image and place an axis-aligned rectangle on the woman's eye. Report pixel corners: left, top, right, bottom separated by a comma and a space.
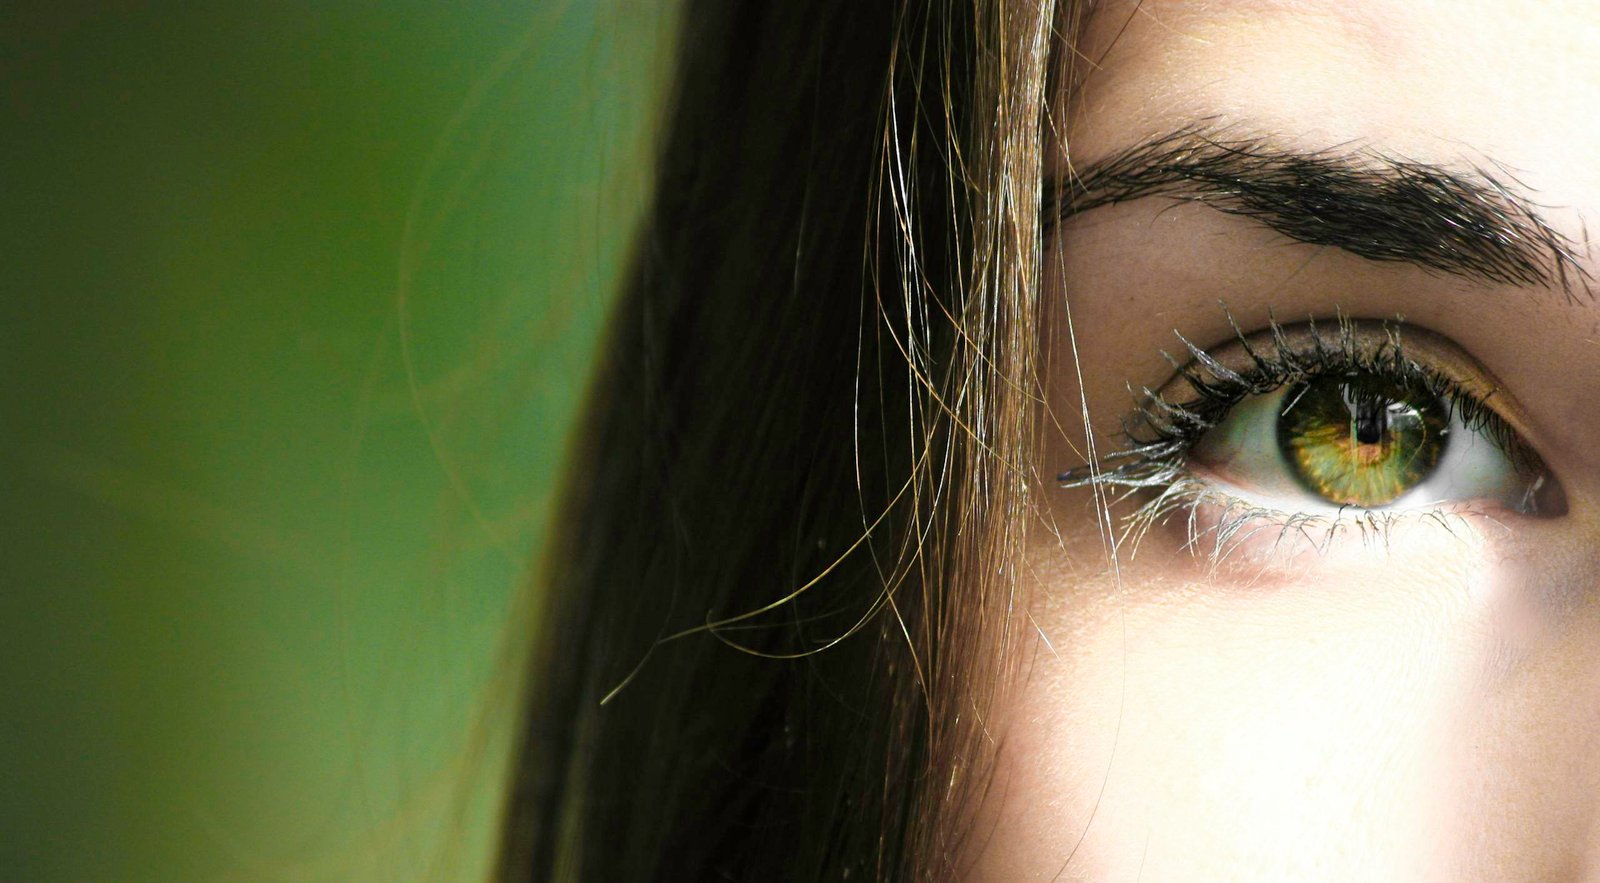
1189, 367, 1553, 515
1059, 319, 1568, 534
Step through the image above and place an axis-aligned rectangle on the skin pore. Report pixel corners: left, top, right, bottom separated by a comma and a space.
973, 1, 1600, 880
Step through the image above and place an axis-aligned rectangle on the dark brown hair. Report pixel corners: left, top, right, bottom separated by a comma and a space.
499, 2, 1080, 878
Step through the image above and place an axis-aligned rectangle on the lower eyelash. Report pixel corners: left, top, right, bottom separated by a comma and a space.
1057, 310, 1520, 563
1117, 471, 1478, 567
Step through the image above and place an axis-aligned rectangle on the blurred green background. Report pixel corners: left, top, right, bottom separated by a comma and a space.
2, 3, 669, 879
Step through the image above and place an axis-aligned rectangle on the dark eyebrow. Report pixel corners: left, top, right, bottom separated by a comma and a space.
1048, 124, 1591, 297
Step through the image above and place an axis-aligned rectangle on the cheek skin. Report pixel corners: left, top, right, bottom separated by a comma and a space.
970, 504, 1600, 882
1434, 530, 1600, 881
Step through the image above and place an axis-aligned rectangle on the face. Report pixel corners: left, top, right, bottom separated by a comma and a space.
975, 1, 1600, 879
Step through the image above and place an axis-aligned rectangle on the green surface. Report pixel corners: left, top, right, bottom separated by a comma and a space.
1, 3, 668, 879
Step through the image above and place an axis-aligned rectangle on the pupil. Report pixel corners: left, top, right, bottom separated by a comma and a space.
1351, 394, 1386, 445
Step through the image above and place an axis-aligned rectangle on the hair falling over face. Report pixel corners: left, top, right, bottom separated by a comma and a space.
498, 1, 1086, 880
511, 0, 1600, 876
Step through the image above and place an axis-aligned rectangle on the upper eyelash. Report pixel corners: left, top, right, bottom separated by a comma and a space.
1055, 311, 1530, 560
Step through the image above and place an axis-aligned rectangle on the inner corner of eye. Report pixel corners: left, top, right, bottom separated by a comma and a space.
1188, 386, 1289, 487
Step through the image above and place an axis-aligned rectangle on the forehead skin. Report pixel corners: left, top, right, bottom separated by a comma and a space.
1071, 0, 1600, 181
972, 2, 1600, 881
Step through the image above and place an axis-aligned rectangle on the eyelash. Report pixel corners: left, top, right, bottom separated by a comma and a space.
1058, 311, 1532, 560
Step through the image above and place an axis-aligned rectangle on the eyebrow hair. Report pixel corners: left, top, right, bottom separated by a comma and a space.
1048, 124, 1591, 297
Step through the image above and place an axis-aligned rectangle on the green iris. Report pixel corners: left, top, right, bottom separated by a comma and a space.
1276, 374, 1449, 507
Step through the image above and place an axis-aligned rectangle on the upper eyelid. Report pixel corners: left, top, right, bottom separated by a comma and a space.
1158, 318, 1536, 448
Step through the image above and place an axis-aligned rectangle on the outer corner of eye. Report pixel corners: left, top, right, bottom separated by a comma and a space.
1514, 462, 1568, 518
